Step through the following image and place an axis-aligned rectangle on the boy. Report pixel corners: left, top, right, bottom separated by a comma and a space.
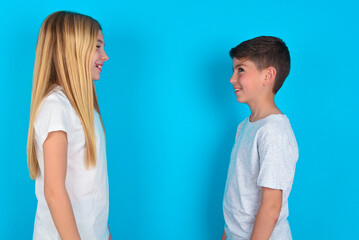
222, 36, 298, 240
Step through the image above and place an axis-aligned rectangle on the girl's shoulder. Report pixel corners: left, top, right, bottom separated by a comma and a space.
42, 85, 71, 108
35, 86, 77, 127
34, 86, 79, 144
37, 85, 75, 116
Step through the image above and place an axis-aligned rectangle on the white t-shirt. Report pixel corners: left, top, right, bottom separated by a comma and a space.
223, 114, 298, 240
33, 86, 109, 240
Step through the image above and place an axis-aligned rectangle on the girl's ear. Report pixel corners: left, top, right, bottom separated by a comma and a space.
263, 66, 277, 86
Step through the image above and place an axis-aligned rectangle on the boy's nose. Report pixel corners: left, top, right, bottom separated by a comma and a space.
229, 74, 236, 84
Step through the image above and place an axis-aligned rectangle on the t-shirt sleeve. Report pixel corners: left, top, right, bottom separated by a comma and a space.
257, 122, 298, 190
34, 95, 72, 146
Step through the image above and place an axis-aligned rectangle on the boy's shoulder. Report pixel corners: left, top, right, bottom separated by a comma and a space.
256, 114, 298, 153
239, 114, 291, 133
256, 114, 293, 132
236, 114, 297, 148
237, 114, 296, 145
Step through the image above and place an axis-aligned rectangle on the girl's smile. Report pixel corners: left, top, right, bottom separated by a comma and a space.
92, 30, 109, 81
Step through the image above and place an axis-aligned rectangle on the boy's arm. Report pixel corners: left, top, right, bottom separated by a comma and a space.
43, 131, 81, 240
250, 187, 282, 240
221, 230, 226, 240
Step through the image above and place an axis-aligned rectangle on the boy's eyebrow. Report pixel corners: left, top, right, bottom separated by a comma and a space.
232, 63, 247, 70
234, 63, 247, 68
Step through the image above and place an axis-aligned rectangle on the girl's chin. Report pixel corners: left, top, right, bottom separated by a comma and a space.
92, 75, 101, 81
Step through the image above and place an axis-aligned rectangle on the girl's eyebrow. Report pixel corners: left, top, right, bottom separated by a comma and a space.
97, 39, 105, 45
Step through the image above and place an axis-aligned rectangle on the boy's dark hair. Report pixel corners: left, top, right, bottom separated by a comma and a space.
229, 36, 290, 94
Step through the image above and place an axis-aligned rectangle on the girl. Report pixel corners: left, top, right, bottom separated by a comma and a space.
27, 11, 111, 239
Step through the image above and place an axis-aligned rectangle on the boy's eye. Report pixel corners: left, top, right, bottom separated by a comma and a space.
238, 68, 244, 72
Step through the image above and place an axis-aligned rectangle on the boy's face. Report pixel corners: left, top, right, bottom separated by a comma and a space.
230, 58, 267, 104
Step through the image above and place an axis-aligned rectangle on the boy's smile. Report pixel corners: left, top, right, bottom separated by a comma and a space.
230, 58, 267, 105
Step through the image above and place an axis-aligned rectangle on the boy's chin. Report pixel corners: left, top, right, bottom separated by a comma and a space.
236, 97, 246, 104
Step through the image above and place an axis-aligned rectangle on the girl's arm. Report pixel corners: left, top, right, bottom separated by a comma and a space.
108, 224, 112, 240
43, 131, 81, 240
250, 187, 282, 240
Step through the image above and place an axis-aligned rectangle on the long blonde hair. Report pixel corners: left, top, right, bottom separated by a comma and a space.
27, 11, 105, 179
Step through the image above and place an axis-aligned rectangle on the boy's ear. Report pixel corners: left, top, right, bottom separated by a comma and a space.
263, 67, 277, 86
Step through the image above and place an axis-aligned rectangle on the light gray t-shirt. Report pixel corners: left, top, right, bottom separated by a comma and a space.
223, 114, 298, 240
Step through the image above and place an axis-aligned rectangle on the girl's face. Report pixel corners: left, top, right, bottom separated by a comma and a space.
92, 30, 109, 81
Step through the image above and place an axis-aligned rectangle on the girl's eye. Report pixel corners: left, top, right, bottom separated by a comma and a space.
96, 45, 101, 49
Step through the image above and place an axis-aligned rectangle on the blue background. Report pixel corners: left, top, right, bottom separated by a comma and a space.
1, 0, 359, 239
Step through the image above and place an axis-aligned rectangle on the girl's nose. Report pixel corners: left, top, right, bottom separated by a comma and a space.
102, 51, 109, 61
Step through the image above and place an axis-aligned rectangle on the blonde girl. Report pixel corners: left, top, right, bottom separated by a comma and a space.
27, 11, 111, 239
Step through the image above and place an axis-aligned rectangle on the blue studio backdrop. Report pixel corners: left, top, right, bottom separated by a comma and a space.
1, 0, 359, 239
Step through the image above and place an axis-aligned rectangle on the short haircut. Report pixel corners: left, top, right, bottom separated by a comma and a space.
229, 36, 290, 94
